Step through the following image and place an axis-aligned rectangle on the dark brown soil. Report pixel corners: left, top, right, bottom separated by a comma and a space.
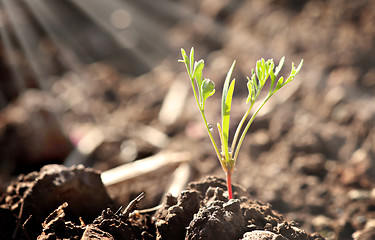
1, 0, 375, 240
155, 176, 323, 240
0, 165, 115, 240
0, 166, 323, 239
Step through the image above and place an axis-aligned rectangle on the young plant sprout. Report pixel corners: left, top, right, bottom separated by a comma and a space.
179, 48, 303, 200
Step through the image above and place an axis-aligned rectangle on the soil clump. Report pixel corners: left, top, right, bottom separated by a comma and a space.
1, 166, 323, 240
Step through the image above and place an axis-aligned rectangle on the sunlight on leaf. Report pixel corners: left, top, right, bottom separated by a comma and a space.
201, 78, 215, 109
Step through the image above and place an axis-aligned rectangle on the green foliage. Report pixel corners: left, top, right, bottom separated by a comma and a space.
201, 78, 215, 109
179, 47, 303, 176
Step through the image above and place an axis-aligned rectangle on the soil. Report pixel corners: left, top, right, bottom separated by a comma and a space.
0, 165, 323, 239
1, 0, 375, 240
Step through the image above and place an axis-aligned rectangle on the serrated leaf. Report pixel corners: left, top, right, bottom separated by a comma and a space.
266, 60, 274, 77
256, 58, 269, 87
246, 71, 257, 104
285, 59, 303, 84
201, 78, 215, 109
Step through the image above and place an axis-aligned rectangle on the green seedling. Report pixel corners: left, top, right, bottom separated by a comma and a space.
179, 47, 303, 200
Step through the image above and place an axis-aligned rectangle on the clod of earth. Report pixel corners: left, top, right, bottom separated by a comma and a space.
0, 165, 324, 239
156, 176, 323, 240
0, 164, 115, 239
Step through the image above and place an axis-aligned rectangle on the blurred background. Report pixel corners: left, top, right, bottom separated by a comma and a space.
0, 0, 375, 239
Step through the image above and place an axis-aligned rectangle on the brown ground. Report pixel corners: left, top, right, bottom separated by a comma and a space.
1, 0, 375, 239
1, 165, 323, 239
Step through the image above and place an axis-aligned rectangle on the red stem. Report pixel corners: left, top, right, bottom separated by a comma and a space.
226, 171, 233, 200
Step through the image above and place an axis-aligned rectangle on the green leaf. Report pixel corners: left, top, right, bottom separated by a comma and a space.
256, 59, 262, 85
180, 48, 186, 60
274, 76, 284, 92
201, 78, 215, 109
180, 48, 191, 77
265, 60, 274, 77
193, 60, 204, 89
222, 78, 235, 166
246, 77, 252, 104
194, 60, 205, 106
221, 61, 236, 161
275, 56, 285, 76
221, 61, 236, 166
270, 64, 276, 82
251, 69, 257, 88
178, 48, 186, 63
285, 59, 304, 84
295, 59, 303, 73
267, 60, 275, 94
224, 79, 236, 115
246, 71, 257, 104
189, 47, 194, 76
256, 58, 270, 87
222, 61, 236, 114
252, 79, 257, 99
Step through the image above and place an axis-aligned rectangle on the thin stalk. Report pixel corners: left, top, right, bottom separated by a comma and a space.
189, 80, 200, 111
217, 123, 228, 171
188, 71, 220, 160
199, 109, 222, 162
189, 73, 221, 164
230, 103, 253, 158
231, 82, 264, 158
233, 94, 272, 162
226, 171, 233, 199
197, 82, 203, 106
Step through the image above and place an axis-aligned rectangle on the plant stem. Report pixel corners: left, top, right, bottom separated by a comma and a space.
233, 94, 272, 162
190, 80, 200, 111
188, 71, 221, 162
226, 171, 233, 199
200, 109, 222, 162
230, 103, 253, 158
217, 123, 228, 171
231, 81, 265, 158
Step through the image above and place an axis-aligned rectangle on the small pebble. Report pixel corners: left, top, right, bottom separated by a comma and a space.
348, 189, 370, 201
312, 215, 333, 232
242, 230, 287, 240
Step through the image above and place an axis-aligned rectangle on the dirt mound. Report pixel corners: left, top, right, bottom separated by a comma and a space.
156, 176, 322, 240
0, 166, 324, 239
0, 164, 114, 239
